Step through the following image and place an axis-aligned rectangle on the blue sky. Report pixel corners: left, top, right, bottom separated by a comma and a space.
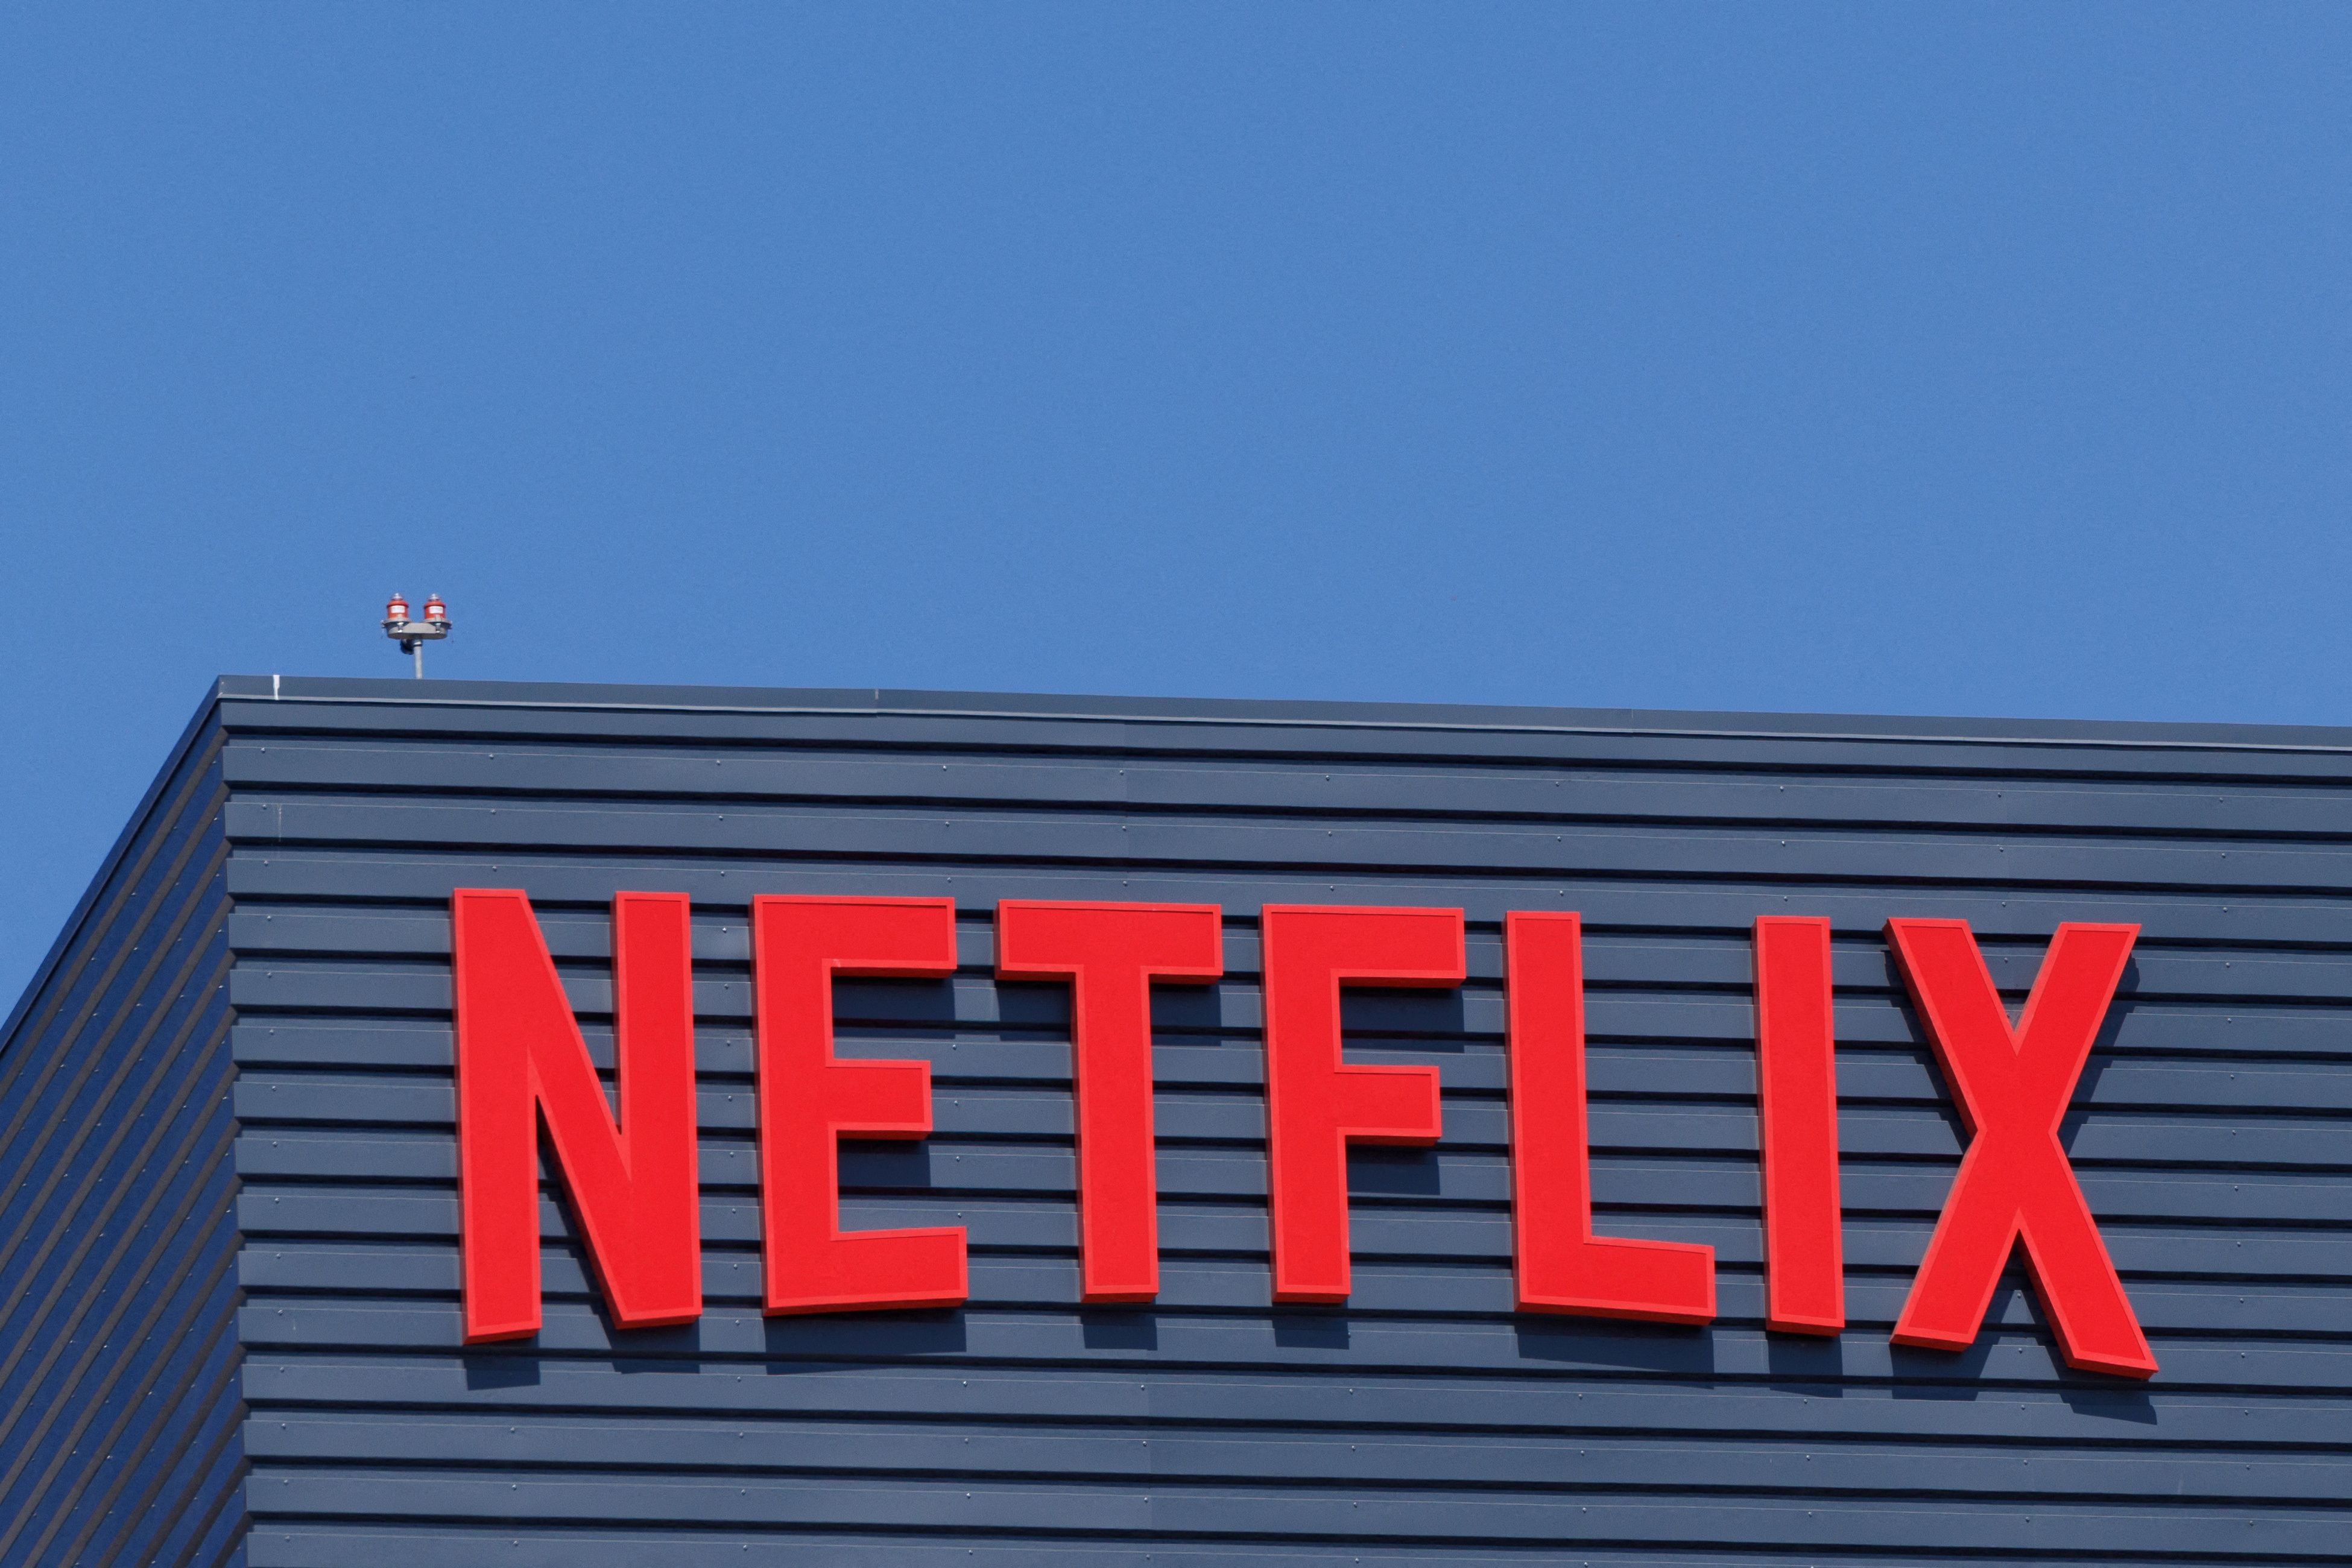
2, 4, 2347, 1004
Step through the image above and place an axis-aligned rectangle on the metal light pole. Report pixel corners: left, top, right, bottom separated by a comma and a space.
382, 593, 452, 676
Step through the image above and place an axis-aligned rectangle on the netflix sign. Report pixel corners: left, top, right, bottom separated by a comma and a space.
448, 892, 2158, 1380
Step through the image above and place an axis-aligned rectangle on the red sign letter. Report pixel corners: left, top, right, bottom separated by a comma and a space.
1884, 918, 2155, 1379
1754, 915, 1844, 1333
754, 895, 967, 1314
996, 901, 1224, 1302
1504, 912, 1714, 1323
1260, 905, 1462, 1303
452, 889, 702, 1343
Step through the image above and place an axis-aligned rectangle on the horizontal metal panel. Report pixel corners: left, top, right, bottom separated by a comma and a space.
227, 1124, 2352, 1227
217, 1008, 2351, 1118
232, 1188, 2351, 1289
232, 1465, 2352, 1557
224, 852, 2352, 953
229, 1071, 2350, 1176
236, 1352, 2341, 1444
227, 999, 2352, 1074
239, 1409, 2350, 1499
233, 1297, 2352, 1393
239, 1531, 2336, 1568
233, 1243, 2348, 1337
221, 964, 2352, 1075
222, 794, 2352, 895
221, 905, 2352, 1013
216, 681, 2352, 778
223, 736, 2352, 838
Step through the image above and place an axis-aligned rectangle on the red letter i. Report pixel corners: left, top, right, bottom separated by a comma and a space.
1754, 916, 1843, 1334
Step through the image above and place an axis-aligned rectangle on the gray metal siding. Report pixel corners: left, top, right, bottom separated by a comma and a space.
0, 715, 246, 1568
209, 680, 2351, 1563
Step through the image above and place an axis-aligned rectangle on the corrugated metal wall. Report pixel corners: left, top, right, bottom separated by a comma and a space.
209, 678, 2350, 1564
0, 704, 247, 1568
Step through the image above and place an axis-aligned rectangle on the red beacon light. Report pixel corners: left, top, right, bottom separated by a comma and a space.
382, 589, 453, 677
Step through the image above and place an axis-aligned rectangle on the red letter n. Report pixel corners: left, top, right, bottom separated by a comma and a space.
1504, 912, 1713, 1323
1885, 918, 2155, 1379
996, 901, 1224, 1302
1260, 905, 1462, 1303
452, 889, 702, 1344
754, 895, 967, 1314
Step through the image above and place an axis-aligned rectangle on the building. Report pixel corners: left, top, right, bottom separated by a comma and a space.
1, 674, 2342, 1565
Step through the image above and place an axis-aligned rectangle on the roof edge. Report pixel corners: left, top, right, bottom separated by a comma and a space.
217, 673, 2352, 754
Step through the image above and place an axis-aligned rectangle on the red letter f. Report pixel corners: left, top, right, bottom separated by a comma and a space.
1260, 905, 1463, 1303
1884, 918, 2154, 1379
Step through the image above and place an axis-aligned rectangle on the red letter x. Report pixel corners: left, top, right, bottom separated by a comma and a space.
1884, 918, 2155, 1379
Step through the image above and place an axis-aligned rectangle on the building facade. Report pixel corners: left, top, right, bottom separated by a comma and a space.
0, 674, 2344, 1565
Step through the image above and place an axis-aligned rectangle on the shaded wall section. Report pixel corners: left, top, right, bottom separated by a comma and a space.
0, 698, 245, 1567
218, 677, 2351, 1566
